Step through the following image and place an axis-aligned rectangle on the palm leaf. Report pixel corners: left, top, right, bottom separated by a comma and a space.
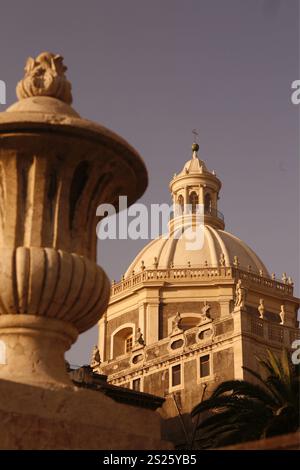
243, 365, 283, 405
192, 348, 300, 447
211, 379, 277, 407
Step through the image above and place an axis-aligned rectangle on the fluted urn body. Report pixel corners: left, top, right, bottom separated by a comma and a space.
0, 53, 147, 386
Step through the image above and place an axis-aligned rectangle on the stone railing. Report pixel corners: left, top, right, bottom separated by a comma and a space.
111, 266, 233, 296
236, 269, 294, 296
111, 265, 294, 297
249, 316, 300, 345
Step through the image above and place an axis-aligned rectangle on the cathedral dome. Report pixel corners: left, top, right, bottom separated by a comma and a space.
125, 142, 269, 278
125, 224, 269, 276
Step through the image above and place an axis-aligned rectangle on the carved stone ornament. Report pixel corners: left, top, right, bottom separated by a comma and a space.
134, 327, 145, 347
258, 299, 265, 319
16, 52, 73, 104
234, 279, 246, 309
170, 312, 183, 335
279, 305, 286, 325
90, 345, 101, 369
197, 301, 212, 325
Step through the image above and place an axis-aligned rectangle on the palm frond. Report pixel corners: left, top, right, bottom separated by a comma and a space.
192, 348, 300, 448
211, 379, 276, 407
243, 365, 283, 405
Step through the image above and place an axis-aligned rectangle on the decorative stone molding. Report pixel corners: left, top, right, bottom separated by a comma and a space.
131, 351, 145, 366
196, 324, 215, 344
0, 247, 110, 333
0, 314, 77, 385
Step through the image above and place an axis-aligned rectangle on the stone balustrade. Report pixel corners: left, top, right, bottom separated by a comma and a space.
111, 266, 293, 297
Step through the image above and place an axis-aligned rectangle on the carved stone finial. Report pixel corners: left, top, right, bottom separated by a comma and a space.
219, 253, 225, 267
271, 273, 276, 280
16, 52, 72, 104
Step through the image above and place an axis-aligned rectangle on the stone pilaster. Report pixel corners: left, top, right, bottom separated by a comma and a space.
146, 303, 160, 344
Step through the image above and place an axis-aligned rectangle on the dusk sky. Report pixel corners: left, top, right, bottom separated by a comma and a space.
0, 0, 299, 366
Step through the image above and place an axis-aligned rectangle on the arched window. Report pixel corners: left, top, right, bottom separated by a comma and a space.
111, 325, 134, 359
204, 193, 212, 214
177, 195, 184, 214
189, 191, 198, 214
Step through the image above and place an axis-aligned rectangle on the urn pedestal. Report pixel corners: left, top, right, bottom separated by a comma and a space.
0, 53, 147, 386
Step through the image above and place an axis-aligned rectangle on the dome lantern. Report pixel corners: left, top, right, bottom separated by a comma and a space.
169, 142, 224, 230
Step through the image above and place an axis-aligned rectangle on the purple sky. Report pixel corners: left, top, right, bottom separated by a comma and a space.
0, 0, 299, 366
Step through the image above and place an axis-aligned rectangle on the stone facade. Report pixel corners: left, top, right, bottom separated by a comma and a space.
98, 144, 300, 446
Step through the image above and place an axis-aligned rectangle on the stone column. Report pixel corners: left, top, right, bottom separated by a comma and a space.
0, 52, 147, 387
199, 184, 204, 205
184, 186, 189, 213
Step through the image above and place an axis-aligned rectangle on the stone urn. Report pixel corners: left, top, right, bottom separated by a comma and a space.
0, 52, 147, 386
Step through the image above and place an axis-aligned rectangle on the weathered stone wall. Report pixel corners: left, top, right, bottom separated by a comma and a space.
213, 347, 234, 382
158, 348, 235, 446
144, 369, 169, 396
0, 378, 171, 450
